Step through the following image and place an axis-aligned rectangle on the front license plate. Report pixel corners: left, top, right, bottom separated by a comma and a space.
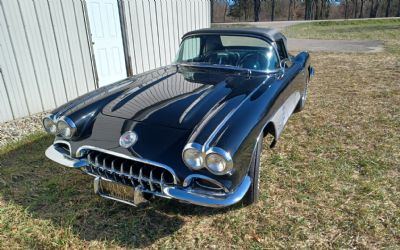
94, 177, 139, 206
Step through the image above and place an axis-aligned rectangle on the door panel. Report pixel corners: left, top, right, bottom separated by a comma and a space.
87, 0, 126, 87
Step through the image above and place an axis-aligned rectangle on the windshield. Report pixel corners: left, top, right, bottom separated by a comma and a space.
175, 35, 279, 72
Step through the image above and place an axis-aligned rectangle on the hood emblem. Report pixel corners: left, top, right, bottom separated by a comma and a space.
119, 131, 138, 148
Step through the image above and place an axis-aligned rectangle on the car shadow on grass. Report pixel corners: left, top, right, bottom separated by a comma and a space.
0, 134, 233, 248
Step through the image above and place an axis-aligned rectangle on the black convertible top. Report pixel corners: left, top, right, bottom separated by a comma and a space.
183, 27, 286, 43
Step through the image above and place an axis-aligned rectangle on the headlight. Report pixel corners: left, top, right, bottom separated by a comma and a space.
56, 117, 76, 139
205, 147, 233, 175
43, 116, 57, 134
182, 143, 203, 170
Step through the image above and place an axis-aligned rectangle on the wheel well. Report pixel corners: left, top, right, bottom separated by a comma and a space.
262, 122, 277, 148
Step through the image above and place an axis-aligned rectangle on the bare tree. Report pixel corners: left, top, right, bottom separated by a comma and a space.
254, 0, 261, 21
359, 0, 365, 17
305, 0, 312, 20
223, 0, 228, 22
271, 0, 275, 21
398, 0, 400, 16
288, 0, 294, 20
344, 0, 349, 18
352, 0, 358, 18
385, 0, 392, 17
369, 0, 380, 17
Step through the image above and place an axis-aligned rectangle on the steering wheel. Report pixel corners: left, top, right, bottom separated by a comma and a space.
238, 53, 268, 71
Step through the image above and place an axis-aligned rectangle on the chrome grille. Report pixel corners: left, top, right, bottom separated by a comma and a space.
84, 150, 176, 195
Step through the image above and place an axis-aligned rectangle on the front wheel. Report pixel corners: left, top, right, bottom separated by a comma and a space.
243, 136, 262, 206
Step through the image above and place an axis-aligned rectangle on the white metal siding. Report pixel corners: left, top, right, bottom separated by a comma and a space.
0, 0, 210, 123
122, 0, 211, 75
0, 0, 96, 122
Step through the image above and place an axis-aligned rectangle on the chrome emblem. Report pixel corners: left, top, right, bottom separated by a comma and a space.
119, 131, 138, 148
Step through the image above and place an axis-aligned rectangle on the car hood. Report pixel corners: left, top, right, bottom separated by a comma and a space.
101, 66, 266, 130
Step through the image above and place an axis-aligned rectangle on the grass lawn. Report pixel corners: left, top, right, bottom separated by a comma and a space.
1, 20, 399, 249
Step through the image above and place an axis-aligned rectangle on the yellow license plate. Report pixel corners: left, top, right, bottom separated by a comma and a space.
95, 178, 136, 204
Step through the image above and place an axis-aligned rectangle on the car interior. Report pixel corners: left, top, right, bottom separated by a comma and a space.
178, 35, 280, 72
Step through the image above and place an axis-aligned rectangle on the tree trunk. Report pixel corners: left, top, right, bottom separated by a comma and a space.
325, 1, 331, 18
320, 0, 325, 19
398, 0, 400, 16
223, 1, 228, 22
288, 0, 293, 20
315, 0, 320, 20
271, 0, 275, 21
353, 0, 358, 18
370, 0, 380, 17
359, 0, 364, 18
385, 0, 392, 17
345, 0, 349, 18
254, 0, 261, 21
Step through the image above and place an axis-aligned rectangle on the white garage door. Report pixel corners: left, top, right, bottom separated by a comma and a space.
86, 0, 126, 87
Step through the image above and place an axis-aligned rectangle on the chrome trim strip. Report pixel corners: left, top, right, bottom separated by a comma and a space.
202, 78, 267, 152
163, 176, 251, 208
76, 145, 179, 184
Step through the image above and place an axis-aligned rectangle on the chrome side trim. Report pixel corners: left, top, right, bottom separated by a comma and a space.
76, 145, 179, 184
45, 145, 87, 168
268, 91, 301, 140
163, 176, 251, 208
202, 78, 268, 152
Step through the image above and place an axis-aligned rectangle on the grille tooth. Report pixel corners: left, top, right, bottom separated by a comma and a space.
111, 159, 116, 171
95, 154, 99, 165
84, 150, 176, 195
149, 169, 155, 191
160, 171, 165, 189
120, 162, 125, 174
138, 167, 144, 187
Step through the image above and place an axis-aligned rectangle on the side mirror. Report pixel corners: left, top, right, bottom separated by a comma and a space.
280, 58, 291, 69
279, 58, 291, 75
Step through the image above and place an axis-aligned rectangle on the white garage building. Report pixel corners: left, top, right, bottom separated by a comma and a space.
0, 0, 211, 122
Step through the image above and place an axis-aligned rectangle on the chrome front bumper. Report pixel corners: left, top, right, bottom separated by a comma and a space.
45, 145, 251, 208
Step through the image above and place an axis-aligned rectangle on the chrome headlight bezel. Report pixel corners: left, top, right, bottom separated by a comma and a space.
182, 143, 204, 170
42, 115, 57, 134
56, 116, 77, 139
205, 147, 233, 175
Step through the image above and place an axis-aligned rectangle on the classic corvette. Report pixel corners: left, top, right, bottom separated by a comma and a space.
43, 28, 314, 207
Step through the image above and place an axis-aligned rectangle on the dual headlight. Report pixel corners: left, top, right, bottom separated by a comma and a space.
43, 116, 76, 139
182, 143, 233, 175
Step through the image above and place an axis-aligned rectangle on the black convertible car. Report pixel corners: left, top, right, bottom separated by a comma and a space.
44, 28, 314, 207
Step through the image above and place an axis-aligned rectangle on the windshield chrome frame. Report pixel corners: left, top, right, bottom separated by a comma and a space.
174, 33, 283, 74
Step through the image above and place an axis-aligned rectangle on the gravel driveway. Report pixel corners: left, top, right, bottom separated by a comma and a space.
287, 38, 384, 53
0, 112, 45, 148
